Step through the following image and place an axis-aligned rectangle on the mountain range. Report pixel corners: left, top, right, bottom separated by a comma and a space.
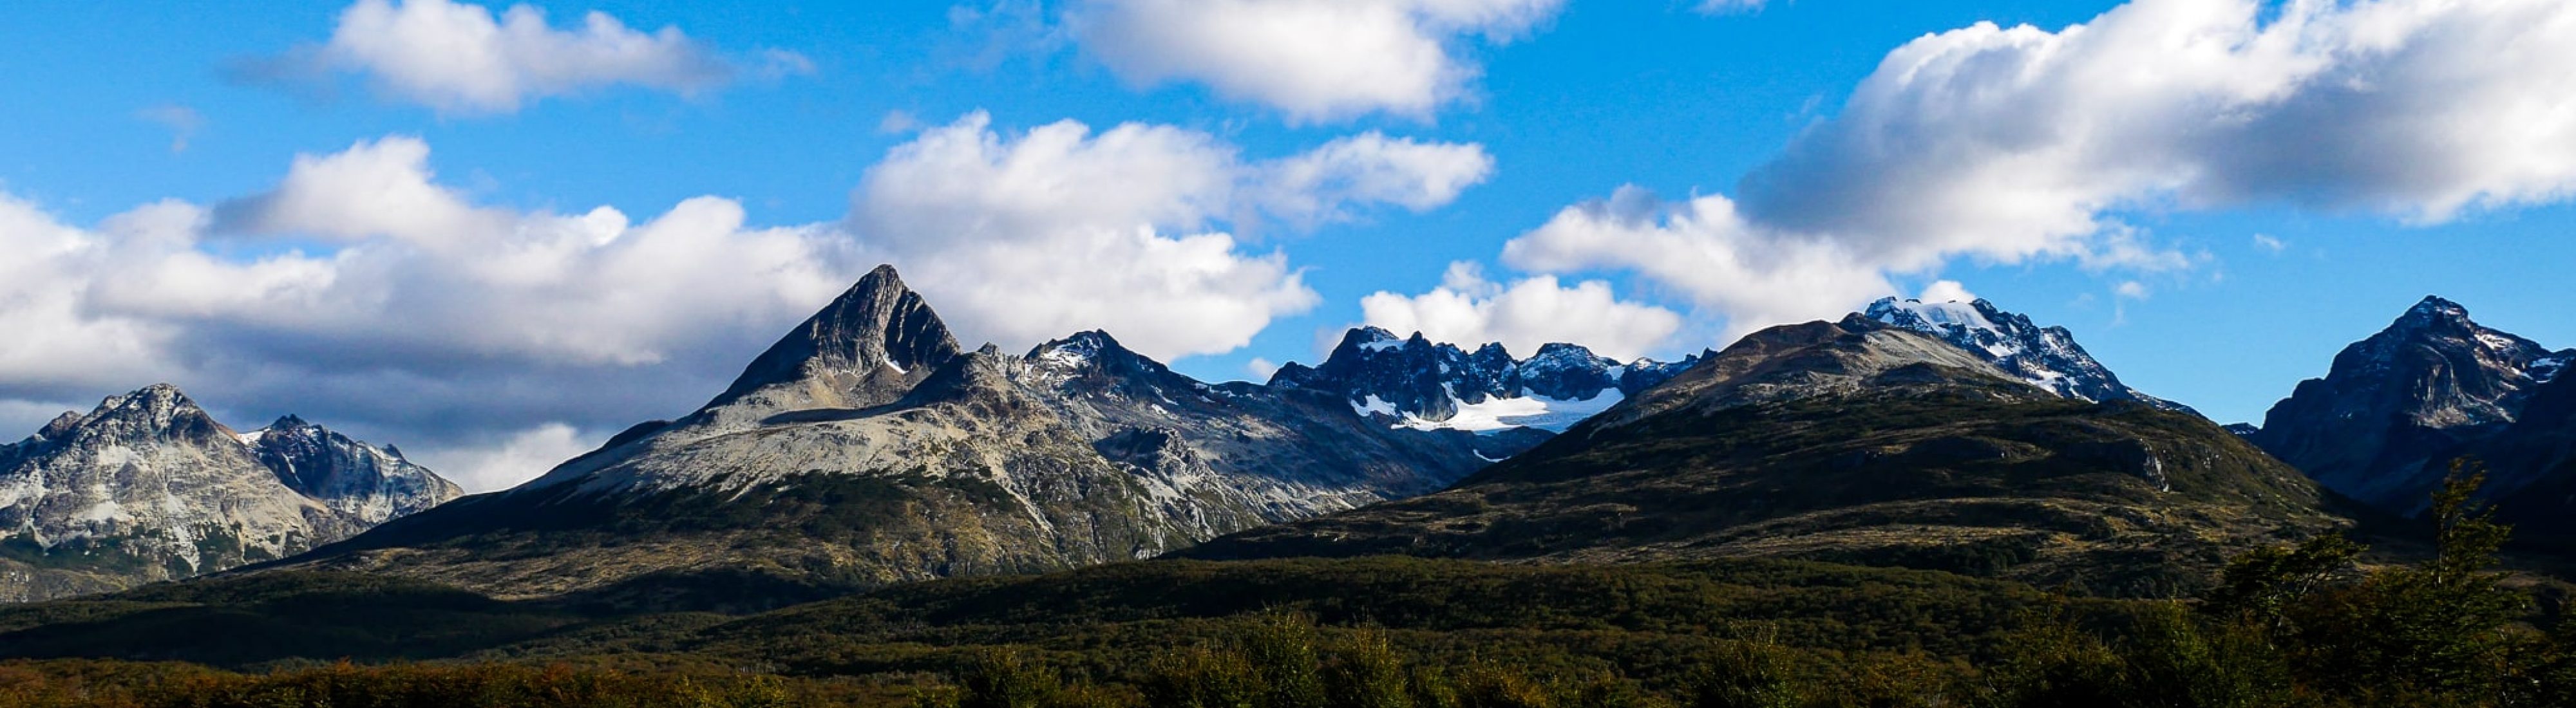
12, 264, 2576, 610
268, 266, 1589, 607
0, 385, 457, 601
1269, 326, 1704, 433
1189, 314, 2338, 595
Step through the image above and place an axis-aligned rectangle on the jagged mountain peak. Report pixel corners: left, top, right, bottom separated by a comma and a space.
243, 414, 460, 525
1270, 327, 1696, 433
1864, 296, 2004, 331
100, 382, 204, 417
1528, 341, 1607, 361
1028, 330, 1134, 367
1023, 330, 1187, 386
1862, 295, 2187, 413
697, 264, 965, 421
2402, 294, 2472, 323
2353, 295, 2557, 369
2253, 295, 2571, 514
1347, 326, 1400, 342
50, 383, 234, 449
1, 384, 453, 601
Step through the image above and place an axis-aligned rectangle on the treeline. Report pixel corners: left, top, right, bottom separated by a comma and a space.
0, 660, 846, 708
916, 469, 2576, 708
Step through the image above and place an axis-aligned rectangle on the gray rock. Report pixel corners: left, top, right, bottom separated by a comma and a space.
278, 266, 1547, 605
2251, 296, 2573, 514
0, 385, 455, 602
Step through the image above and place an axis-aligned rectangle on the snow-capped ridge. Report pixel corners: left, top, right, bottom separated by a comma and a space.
1274, 328, 1701, 433
1862, 295, 2188, 413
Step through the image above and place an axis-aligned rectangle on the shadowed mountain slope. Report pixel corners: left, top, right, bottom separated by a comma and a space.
1188, 316, 2344, 597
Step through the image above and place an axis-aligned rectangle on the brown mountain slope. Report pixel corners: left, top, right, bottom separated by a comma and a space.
1188, 316, 2346, 597
266, 266, 1539, 610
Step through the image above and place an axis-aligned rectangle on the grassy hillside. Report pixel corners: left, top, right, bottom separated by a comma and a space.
1193, 386, 2343, 597
0, 556, 2088, 676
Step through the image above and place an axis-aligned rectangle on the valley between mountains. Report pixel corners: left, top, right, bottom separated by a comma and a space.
6, 265, 2576, 705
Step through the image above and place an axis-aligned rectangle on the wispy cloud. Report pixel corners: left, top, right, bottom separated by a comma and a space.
134, 105, 205, 153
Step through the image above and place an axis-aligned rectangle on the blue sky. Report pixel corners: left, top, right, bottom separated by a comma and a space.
3, 0, 2571, 490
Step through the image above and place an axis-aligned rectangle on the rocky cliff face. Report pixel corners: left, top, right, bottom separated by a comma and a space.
690, 265, 965, 432
1189, 316, 2342, 597
2475, 375, 2576, 536
1269, 328, 1703, 433
2250, 296, 2571, 514
243, 416, 461, 526
1863, 296, 2190, 413
0, 386, 455, 602
283, 266, 1546, 608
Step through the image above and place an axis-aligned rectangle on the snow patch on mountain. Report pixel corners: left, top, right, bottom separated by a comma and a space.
2530, 353, 2568, 384
1864, 296, 2188, 413
1387, 387, 1627, 434
1352, 395, 1399, 418
1275, 329, 1703, 434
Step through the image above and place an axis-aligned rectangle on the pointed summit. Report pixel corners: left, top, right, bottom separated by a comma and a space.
2254, 295, 2573, 514
1027, 330, 1159, 376
703, 265, 965, 416
245, 414, 461, 525
70, 383, 234, 449
2403, 295, 2470, 322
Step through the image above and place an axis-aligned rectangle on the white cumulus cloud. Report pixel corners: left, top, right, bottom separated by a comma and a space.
1917, 279, 1978, 304
853, 112, 1492, 360
302, 0, 806, 114
1501, 187, 1895, 335
1504, 0, 2576, 337
407, 423, 603, 492
0, 138, 864, 469
1360, 262, 1681, 361
1741, 0, 2576, 263
1258, 132, 1496, 225
0, 113, 1494, 476
1062, 0, 1566, 122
